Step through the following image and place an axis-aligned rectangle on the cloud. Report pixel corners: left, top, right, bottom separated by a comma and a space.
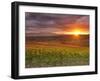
75, 16, 89, 25
25, 12, 89, 36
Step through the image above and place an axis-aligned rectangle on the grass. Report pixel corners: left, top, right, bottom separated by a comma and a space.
25, 46, 89, 68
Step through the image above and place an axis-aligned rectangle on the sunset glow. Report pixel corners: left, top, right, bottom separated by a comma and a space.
54, 29, 89, 36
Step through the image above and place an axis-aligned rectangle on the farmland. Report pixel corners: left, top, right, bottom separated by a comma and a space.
25, 35, 89, 68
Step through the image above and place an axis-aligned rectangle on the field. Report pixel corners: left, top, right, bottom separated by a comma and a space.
25, 35, 89, 68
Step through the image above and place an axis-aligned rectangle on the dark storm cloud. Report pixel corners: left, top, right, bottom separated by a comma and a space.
25, 12, 89, 36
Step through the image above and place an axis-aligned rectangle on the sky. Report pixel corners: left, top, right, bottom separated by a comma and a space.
25, 12, 89, 36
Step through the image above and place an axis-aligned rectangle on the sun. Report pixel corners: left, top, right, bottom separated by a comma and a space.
73, 30, 81, 36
